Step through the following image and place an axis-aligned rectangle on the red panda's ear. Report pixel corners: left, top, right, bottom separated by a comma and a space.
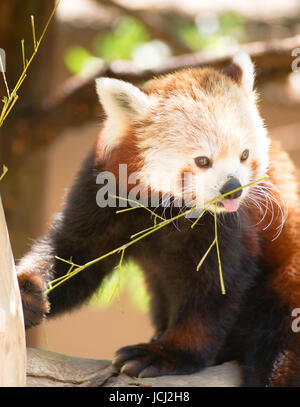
95, 78, 149, 121
223, 50, 255, 93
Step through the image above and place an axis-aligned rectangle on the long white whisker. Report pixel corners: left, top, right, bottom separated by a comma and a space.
248, 179, 288, 239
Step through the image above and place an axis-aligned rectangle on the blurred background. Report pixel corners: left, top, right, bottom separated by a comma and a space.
1, 0, 300, 360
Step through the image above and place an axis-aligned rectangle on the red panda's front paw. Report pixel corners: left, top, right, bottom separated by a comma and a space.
113, 343, 201, 378
17, 273, 49, 329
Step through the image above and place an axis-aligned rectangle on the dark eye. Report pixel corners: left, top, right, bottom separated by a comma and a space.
194, 156, 212, 168
240, 149, 249, 162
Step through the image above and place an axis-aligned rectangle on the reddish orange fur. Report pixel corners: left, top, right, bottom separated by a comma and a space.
162, 314, 212, 353
17, 59, 300, 384
145, 68, 235, 100
245, 141, 300, 309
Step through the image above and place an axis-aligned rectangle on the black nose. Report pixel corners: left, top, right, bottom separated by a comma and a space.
220, 177, 242, 199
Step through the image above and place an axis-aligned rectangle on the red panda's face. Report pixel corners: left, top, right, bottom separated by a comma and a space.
96, 51, 269, 213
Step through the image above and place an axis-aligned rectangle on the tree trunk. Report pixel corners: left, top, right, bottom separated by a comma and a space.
0, 197, 26, 386
0, 0, 56, 259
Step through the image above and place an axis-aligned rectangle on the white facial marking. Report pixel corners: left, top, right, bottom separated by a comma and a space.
95, 55, 269, 212
136, 73, 269, 211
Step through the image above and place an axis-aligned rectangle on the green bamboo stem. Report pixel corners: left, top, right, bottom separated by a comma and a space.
44, 175, 268, 296
0, 0, 61, 128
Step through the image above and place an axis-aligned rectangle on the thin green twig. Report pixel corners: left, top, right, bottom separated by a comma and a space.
214, 202, 225, 294
45, 175, 268, 296
21, 39, 26, 71
109, 247, 126, 312
31, 15, 37, 51
111, 194, 165, 222
0, 165, 8, 182
196, 238, 216, 271
0, 0, 61, 128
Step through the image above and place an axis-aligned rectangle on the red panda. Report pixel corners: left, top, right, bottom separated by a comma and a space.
17, 51, 300, 386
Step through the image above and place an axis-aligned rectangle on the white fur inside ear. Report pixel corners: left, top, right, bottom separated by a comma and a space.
233, 50, 255, 92
95, 77, 149, 120
95, 78, 150, 155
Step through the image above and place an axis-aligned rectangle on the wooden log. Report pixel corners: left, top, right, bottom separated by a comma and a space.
0, 196, 26, 386
26, 348, 241, 387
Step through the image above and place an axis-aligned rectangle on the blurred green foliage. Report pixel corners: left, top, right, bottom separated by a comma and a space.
65, 46, 94, 75
90, 259, 150, 313
64, 11, 244, 76
65, 16, 149, 75
177, 11, 244, 52
93, 16, 149, 61
219, 11, 244, 37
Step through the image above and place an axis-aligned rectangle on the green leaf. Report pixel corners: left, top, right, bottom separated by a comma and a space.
64, 46, 93, 75
219, 11, 244, 36
90, 260, 149, 312
93, 16, 149, 62
177, 11, 244, 52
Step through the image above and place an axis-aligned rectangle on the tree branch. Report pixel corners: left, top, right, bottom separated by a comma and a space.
43, 34, 300, 129
4, 35, 300, 159
26, 347, 241, 387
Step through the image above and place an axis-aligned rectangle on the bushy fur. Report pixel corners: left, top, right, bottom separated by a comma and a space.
17, 53, 300, 386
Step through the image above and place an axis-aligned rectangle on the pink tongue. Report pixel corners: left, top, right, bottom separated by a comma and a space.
221, 199, 239, 212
